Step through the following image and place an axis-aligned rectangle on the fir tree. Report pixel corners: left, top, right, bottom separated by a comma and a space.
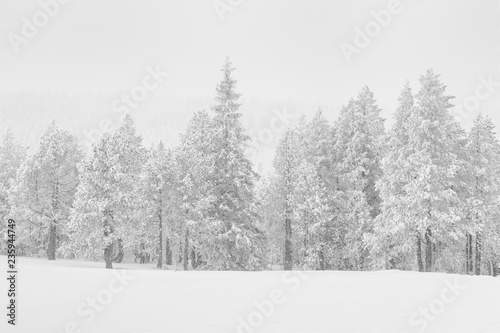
465, 114, 500, 275
204, 58, 266, 270
139, 142, 177, 268
9, 122, 82, 259
176, 110, 216, 270
370, 81, 415, 270
68, 114, 145, 268
0, 130, 26, 254
405, 69, 464, 272
334, 87, 385, 269
273, 129, 297, 270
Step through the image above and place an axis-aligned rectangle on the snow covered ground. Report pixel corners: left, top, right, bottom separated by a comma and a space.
2, 256, 500, 333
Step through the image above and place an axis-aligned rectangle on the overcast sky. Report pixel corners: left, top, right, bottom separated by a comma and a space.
1, 0, 500, 137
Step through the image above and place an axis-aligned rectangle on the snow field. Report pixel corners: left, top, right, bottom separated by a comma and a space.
2, 256, 500, 333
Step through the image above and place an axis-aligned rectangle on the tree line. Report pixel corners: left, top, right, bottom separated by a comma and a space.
1, 59, 499, 275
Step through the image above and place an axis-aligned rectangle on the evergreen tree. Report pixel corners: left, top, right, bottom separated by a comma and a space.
176, 110, 216, 270
405, 69, 465, 272
273, 129, 297, 270
465, 114, 500, 275
67, 114, 145, 268
370, 82, 415, 270
204, 58, 266, 270
0, 130, 26, 254
256, 173, 282, 268
334, 87, 385, 269
9, 122, 82, 259
139, 142, 177, 268
291, 160, 332, 270
300, 110, 343, 269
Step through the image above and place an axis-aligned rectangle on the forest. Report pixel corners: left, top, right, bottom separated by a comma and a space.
1, 58, 499, 275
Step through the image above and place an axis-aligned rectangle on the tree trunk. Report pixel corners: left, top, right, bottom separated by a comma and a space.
48, 180, 59, 261
425, 227, 433, 272
104, 247, 113, 269
47, 222, 57, 260
103, 214, 113, 269
318, 245, 325, 271
165, 237, 172, 265
113, 239, 124, 263
157, 210, 163, 269
104, 232, 114, 269
416, 234, 424, 272
465, 233, 473, 274
183, 228, 189, 271
139, 242, 145, 264
191, 246, 197, 270
284, 215, 293, 270
178, 242, 183, 264
196, 251, 203, 268
475, 232, 482, 275
283, 140, 294, 271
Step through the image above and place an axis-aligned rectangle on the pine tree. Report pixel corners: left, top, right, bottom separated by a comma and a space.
0, 129, 26, 254
273, 129, 297, 270
67, 114, 145, 268
0, 129, 26, 219
304, 109, 334, 184
333, 87, 385, 269
405, 69, 465, 272
204, 58, 266, 270
256, 173, 282, 268
291, 160, 332, 270
9, 122, 82, 260
176, 110, 216, 270
465, 114, 500, 275
139, 142, 177, 268
370, 81, 415, 270
300, 110, 344, 269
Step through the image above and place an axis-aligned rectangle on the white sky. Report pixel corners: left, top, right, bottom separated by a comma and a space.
1, 0, 499, 143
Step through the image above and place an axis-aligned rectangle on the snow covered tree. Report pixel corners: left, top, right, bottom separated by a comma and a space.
0, 130, 26, 217
67, 114, 146, 268
404, 69, 465, 272
333, 87, 385, 269
267, 110, 347, 270
297, 110, 345, 269
256, 173, 283, 268
370, 74, 470, 273
9, 121, 82, 259
464, 114, 500, 275
0, 129, 26, 254
291, 160, 332, 270
203, 58, 266, 270
139, 142, 178, 268
303, 109, 335, 184
369, 81, 416, 270
272, 129, 297, 270
175, 110, 215, 270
